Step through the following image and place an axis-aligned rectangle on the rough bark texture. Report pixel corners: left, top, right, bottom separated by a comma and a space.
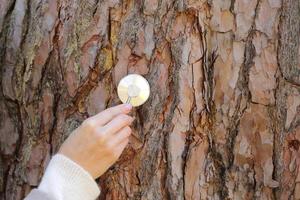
0, 0, 300, 199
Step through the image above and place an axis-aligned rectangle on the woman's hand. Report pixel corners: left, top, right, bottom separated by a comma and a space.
58, 104, 134, 179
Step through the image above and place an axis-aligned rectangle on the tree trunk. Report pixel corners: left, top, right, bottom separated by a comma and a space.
0, 0, 300, 199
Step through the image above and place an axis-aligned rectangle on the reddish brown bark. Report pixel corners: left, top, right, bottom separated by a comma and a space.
0, 0, 300, 199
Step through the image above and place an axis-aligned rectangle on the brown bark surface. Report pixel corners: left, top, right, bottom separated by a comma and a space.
0, 0, 300, 199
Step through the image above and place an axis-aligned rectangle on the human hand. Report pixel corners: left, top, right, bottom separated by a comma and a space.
58, 104, 134, 179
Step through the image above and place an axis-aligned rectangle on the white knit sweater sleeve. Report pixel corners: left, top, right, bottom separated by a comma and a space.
38, 154, 100, 200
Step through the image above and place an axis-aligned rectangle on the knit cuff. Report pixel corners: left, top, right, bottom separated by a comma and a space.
38, 154, 100, 200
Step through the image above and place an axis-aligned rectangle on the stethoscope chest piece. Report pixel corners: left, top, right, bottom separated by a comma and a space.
117, 74, 150, 107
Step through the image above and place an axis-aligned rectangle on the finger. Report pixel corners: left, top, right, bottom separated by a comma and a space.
103, 114, 134, 135
114, 138, 129, 158
90, 104, 132, 126
109, 126, 132, 145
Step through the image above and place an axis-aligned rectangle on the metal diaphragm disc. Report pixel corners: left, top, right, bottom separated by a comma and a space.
117, 74, 150, 107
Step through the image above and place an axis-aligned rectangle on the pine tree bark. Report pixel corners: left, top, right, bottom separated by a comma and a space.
0, 0, 300, 199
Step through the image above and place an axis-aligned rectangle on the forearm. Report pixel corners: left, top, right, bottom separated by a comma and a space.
25, 154, 100, 200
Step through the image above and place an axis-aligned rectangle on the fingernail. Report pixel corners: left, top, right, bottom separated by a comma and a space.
124, 103, 132, 111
